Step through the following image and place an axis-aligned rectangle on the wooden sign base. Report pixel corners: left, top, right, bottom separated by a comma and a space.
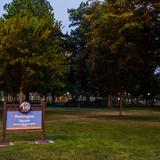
0, 140, 14, 147
36, 139, 52, 144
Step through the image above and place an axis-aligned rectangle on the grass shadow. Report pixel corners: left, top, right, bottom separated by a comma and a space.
47, 135, 78, 141
87, 114, 160, 122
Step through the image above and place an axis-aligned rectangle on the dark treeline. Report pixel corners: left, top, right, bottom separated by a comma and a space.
66, 0, 160, 110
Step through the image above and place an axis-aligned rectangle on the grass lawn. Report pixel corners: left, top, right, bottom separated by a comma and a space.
0, 107, 160, 160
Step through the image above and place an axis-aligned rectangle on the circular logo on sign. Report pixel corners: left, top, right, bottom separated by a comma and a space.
20, 102, 31, 113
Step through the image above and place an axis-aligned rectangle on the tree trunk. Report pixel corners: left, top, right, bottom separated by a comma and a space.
119, 93, 124, 116
131, 97, 133, 104
44, 94, 47, 103
51, 90, 55, 105
74, 94, 78, 106
108, 94, 112, 108
19, 88, 24, 104
151, 97, 155, 107
86, 95, 90, 105
146, 97, 149, 106
6, 95, 9, 102
14, 93, 18, 103
25, 91, 30, 102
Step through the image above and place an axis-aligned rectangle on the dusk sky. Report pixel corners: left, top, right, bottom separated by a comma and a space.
0, 0, 87, 33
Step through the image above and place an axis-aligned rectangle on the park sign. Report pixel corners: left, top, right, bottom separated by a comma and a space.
0, 100, 48, 145
6, 110, 42, 131
5, 102, 43, 131
6, 102, 42, 131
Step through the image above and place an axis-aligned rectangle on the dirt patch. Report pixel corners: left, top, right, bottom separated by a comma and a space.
45, 109, 160, 127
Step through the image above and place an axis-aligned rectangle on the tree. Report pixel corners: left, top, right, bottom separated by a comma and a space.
67, 2, 98, 105
83, 0, 159, 113
3, 0, 53, 19
0, 0, 68, 103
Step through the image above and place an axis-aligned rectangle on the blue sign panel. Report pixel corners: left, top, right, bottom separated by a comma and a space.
6, 111, 42, 131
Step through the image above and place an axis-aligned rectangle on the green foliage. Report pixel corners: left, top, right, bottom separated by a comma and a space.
3, 0, 53, 19
84, 0, 160, 96
67, 2, 96, 96
0, 0, 69, 96
67, 0, 160, 99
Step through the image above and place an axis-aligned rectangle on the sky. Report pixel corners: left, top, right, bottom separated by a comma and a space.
0, 0, 87, 33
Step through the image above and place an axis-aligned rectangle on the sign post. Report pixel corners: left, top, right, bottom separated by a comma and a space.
0, 99, 49, 146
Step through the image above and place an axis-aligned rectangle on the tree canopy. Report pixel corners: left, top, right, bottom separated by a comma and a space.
0, 0, 69, 103
0, 0, 159, 105
66, 0, 160, 109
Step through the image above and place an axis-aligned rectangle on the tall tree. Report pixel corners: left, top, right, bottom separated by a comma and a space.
3, 0, 53, 19
0, 0, 68, 103
71, 0, 160, 112
67, 2, 97, 104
